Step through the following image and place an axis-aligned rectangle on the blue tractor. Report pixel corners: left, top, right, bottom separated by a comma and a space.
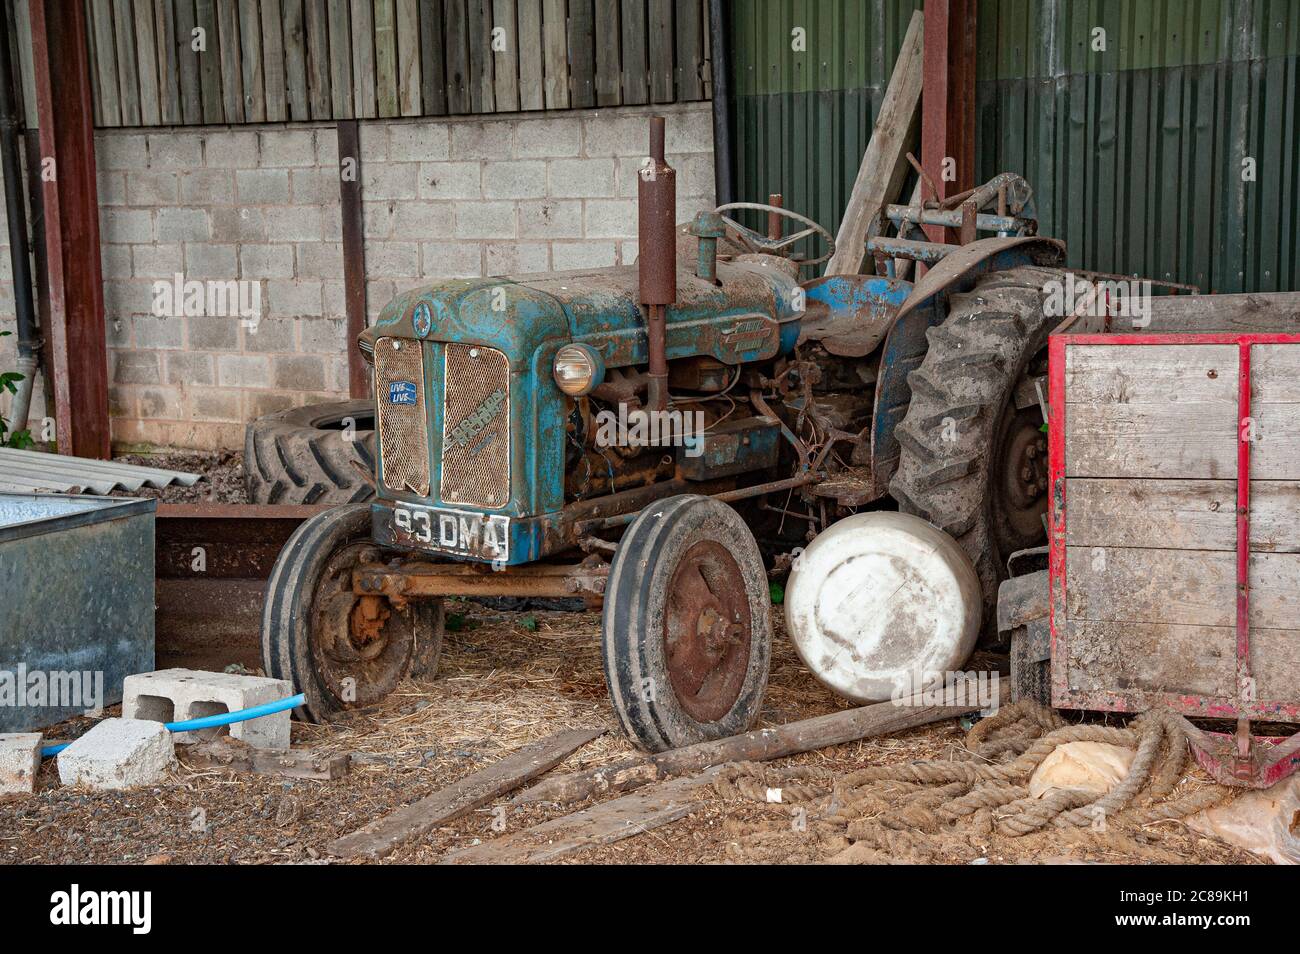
262, 116, 1065, 751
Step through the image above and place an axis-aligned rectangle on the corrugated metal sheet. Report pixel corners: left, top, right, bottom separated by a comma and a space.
0, 448, 199, 494
977, 0, 1300, 293
729, 0, 1300, 293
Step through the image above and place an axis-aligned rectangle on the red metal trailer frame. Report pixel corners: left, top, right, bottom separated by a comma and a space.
1048, 326, 1300, 787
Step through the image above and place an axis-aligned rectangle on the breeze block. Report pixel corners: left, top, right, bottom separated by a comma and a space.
122, 669, 293, 750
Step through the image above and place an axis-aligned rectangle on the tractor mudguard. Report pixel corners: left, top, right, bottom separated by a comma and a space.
865, 236, 1065, 500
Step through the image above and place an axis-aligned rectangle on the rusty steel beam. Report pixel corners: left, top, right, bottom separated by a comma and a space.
921, 0, 977, 244
28, 0, 109, 458
354, 561, 609, 600
338, 119, 368, 399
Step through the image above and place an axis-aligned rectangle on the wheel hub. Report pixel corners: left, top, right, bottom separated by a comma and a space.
664, 541, 753, 723
993, 406, 1050, 555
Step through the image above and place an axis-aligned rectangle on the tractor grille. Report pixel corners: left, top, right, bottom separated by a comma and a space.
441, 343, 510, 509
373, 337, 430, 496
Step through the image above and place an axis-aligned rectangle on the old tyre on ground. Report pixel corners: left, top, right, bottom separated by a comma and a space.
244, 400, 376, 505
602, 494, 772, 752
890, 265, 1060, 635
262, 503, 444, 721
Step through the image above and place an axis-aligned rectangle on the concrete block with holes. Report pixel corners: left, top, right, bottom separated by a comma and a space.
122, 669, 293, 750
0, 733, 42, 794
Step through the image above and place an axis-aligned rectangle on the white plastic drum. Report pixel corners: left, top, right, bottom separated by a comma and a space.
785, 512, 982, 703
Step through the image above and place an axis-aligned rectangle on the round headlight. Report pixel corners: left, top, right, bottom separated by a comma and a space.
553, 344, 604, 396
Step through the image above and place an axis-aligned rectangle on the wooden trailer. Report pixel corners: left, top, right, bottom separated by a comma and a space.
1048, 292, 1300, 787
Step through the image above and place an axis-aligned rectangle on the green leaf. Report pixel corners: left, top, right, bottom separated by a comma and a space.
520, 615, 538, 632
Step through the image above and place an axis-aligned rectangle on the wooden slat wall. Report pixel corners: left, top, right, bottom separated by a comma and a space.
72, 0, 711, 128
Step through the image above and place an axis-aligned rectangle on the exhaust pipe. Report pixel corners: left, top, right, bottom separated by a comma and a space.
637, 116, 676, 412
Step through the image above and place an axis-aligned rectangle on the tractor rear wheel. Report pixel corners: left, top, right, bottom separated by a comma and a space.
244, 400, 376, 505
889, 265, 1061, 635
602, 495, 772, 751
262, 504, 444, 721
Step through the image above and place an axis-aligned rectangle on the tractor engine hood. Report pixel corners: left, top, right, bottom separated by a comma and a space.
361, 260, 804, 369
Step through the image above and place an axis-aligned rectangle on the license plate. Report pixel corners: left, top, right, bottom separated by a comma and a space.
389, 503, 509, 562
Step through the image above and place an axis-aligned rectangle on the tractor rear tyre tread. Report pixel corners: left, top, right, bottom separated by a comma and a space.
245, 400, 376, 505
889, 265, 1061, 631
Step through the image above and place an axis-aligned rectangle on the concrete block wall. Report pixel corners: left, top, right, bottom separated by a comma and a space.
0, 101, 714, 452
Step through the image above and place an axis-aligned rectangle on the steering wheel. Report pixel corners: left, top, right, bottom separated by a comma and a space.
713, 202, 836, 267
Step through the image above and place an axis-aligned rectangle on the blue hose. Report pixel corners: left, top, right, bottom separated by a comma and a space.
40, 693, 305, 758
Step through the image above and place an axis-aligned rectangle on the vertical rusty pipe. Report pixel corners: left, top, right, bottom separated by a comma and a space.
766, 193, 784, 241
638, 116, 675, 411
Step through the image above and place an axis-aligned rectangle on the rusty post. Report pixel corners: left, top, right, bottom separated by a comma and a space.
337, 119, 369, 399
921, 0, 977, 244
29, 0, 109, 458
766, 193, 783, 240
638, 116, 676, 411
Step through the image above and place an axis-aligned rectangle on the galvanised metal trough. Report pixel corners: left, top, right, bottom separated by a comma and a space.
0, 494, 155, 732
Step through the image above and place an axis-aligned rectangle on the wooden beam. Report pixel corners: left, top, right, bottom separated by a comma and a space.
29, 0, 110, 458
921, 0, 976, 242
514, 691, 982, 807
328, 727, 603, 859
443, 766, 722, 864
823, 9, 924, 276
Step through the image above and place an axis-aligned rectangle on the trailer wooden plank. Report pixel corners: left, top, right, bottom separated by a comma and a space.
619, 0, 647, 105
1065, 403, 1238, 480
321, 0, 348, 118
419, 0, 447, 114
282, 0, 309, 119
327, 727, 604, 859
1065, 619, 1237, 699
541, 0, 567, 108
1064, 343, 1238, 405
237, 0, 264, 122
260, 0, 287, 121
488, 0, 518, 112
1065, 478, 1300, 554
351, 0, 377, 117
823, 9, 923, 276
515, 0, 542, 110
133, 0, 161, 124
396, 0, 421, 116
374, 0, 399, 117
153, 0, 182, 124
444, 767, 722, 864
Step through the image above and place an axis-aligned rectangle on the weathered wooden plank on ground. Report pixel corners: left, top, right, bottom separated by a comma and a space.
824, 9, 923, 276
514, 693, 984, 807
443, 766, 723, 864
327, 727, 604, 859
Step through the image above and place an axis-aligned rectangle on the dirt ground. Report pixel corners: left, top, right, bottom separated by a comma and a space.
0, 602, 1262, 866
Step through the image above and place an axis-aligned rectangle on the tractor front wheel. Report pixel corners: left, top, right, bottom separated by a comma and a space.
602, 495, 772, 751
262, 504, 444, 721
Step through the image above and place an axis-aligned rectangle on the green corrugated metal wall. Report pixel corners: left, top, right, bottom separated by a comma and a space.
729, 0, 1300, 292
